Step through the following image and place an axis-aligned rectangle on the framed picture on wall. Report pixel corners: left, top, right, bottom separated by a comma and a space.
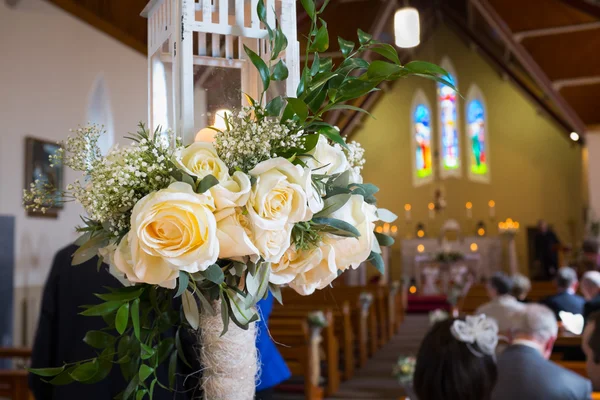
24, 137, 63, 218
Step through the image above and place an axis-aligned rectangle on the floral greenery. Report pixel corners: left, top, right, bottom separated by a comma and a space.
392, 355, 416, 385
26, 0, 456, 398
434, 251, 465, 263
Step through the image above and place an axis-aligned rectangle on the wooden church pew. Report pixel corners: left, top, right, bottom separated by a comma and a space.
0, 347, 33, 400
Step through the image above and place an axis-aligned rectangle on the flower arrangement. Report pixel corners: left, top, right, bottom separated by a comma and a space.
392, 355, 416, 385
434, 250, 465, 263
25, 0, 455, 397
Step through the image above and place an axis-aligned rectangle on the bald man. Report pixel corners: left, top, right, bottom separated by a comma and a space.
581, 271, 600, 322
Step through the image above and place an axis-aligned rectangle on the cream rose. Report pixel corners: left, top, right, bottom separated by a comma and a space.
112, 182, 219, 287
252, 224, 293, 263
305, 135, 349, 176
270, 245, 324, 285
323, 194, 378, 271
174, 142, 229, 181
215, 207, 259, 259
210, 171, 251, 210
248, 158, 312, 230
289, 244, 338, 295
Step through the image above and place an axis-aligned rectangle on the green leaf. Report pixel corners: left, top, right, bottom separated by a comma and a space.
336, 79, 376, 102
357, 28, 372, 45
306, 89, 327, 114
310, 53, 320, 76
28, 366, 65, 377
225, 289, 259, 329
300, 0, 316, 20
74, 232, 92, 247
95, 287, 145, 302
115, 303, 130, 335
72, 233, 107, 265
155, 338, 175, 366
319, 57, 333, 73
180, 172, 195, 189
403, 60, 451, 78
123, 376, 140, 400
338, 37, 355, 58
182, 290, 200, 330
312, 217, 361, 238
284, 98, 309, 123
136, 389, 148, 400
175, 271, 190, 298
140, 343, 155, 360
265, 96, 285, 117
202, 264, 225, 285
368, 251, 385, 275
244, 45, 270, 91
370, 44, 401, 65
197, 174, 219, 193
197, 289, 216, 317
269, 283, 283, 305
257, 0, 267, 25
83, 330, 116, 349
176, 328, 192, 367
168, 352, 177, 388
131, 298, 141, 340
70, 360, 99, 382
320, 126, 347, 148
80, 300, 122, 317
296, 68, 308, 98
139, 364, 154, 382
246, 262, 270, 303
219, 290, 230, 336
374, 232, 395, 247
272, 28, 288, 60
302, 134, 320, 152
367, 60, 402, 80
315, 194, 351, 218
331, 170, 351, 188
48, 366, 76, 385
271, 59, 289, 81
309, 23, 329, 52
85, 355, 113, 384
149, 379, 157, 400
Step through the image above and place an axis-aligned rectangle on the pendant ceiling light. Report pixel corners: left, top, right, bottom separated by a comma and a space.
394, 7, 420, 48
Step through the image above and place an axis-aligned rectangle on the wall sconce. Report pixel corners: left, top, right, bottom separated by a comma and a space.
476, 220, 486, 237
415, 222, 426, 238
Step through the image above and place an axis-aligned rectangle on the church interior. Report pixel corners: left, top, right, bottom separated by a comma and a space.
1, 0, 600, 399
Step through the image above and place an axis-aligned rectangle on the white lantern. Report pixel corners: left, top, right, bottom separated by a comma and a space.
394, 7, 420, 48
141, 0, 300, 145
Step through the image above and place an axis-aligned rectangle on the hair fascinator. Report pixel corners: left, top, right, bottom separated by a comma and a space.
450, 314, 498, 356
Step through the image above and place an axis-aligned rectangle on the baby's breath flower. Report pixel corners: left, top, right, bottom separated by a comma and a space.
337, 139, 366, 175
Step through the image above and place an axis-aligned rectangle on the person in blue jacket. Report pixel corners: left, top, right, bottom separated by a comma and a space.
255, 292, 291, 400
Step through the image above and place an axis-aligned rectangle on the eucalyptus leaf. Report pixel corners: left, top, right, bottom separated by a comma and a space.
197, 174, 219, 194
315, 194, 351, 218
202, 264, 225, 285
182, 290, 200, 330
312, 217, 360, 238
197, 289, 216, 317
331, 170, 351, 188
226, 289, 259, 329
368, 251, 385, 275
70, 360, 99, 382
80, 301, 122, 317
338, 37, 355, 58
269, 283, 283, 305
377, 208, 398, 223
175, 271, 190, 298
115, 303, 129, 335
74, 231, 92, 247
180, 172, 196, 189
72, 233, 107, 266
374, 232, 395, 247
271, 59, 289, 81
243, 45, 270, 91
219, 290, 230, 336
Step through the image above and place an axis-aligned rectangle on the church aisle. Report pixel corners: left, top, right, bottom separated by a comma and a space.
325, 315, 430, 400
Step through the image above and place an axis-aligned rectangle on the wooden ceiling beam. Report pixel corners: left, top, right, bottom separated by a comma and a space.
554, 75, 600, 90
514, 20, 600, 42
470, 0, 587, 136
560, 0, 600, 19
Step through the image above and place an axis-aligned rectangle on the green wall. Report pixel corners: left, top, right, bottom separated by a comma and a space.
353, 24, 584, 281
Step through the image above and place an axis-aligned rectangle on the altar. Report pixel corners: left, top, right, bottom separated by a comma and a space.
401, 235, 502, 294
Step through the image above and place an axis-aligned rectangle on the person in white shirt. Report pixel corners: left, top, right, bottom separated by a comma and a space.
476, 272, 525, 335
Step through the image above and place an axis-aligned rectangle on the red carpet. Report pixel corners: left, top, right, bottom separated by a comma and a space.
406, 295, 450, 314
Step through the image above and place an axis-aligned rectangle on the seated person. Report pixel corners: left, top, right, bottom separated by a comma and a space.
413, 315, 498, 400
255, 292, 291, 400
511, 274, 531, 302
582, 311, 600, 391
542, 266, 585, 319
581, 271, 600, 321
476, 272, 525, 334
491, 304, 592, 400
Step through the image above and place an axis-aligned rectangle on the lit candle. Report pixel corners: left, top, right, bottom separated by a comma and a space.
488, 200, 496, 218
404, 204, 412, 221
466, 202, 473, 219
428, 202, 435, 219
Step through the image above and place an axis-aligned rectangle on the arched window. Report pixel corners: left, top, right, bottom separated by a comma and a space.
437, 57, 461, 178
466, 84, 490, 183
87, 75, 114, 156
411, 89, 434, 187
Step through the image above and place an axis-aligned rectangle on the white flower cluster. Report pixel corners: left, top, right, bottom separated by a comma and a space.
340, 140, 366, 174
213, 107, 303, 172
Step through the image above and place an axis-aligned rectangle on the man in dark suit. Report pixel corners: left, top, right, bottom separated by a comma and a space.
581, 271, 600, 322
542, 266, 585, 319
29, 244, 197, 399
491, 304, 592, 400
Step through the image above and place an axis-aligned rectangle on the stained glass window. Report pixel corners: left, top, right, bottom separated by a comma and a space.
411, 89, 433, 187
437, 58, 461, 178
466, 84, 490, 182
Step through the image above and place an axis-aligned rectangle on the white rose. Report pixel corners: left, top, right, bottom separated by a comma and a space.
248, 158, 311, 230
270, 246, 323, 285
348, 167, 364, 184
215, 207, 259, 259
323, 194, 377, 271
210, 171, 251, 210
289, 244, 338, 295
306, 135, 349, 176
174, 142, 229, 181
252, 224, 293, 263
113, 182, 219, 287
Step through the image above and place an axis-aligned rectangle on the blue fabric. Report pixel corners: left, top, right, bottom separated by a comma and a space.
256, 292, 291, 391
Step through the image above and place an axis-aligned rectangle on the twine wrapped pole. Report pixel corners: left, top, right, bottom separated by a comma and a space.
198, 300, 257, 400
